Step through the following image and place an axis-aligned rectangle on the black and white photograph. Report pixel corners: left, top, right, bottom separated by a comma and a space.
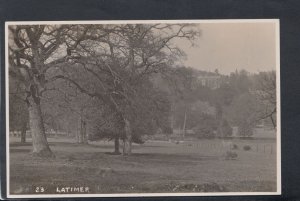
5, 20, 280, 198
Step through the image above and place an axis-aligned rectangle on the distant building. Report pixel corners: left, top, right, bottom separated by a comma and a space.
194, 71, 222, 89
198, 75, 221, 89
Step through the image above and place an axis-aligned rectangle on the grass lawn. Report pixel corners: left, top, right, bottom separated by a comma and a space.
9, 137, 277, 194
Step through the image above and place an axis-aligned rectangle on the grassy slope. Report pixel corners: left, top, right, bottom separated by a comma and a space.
9, 138, 277, 194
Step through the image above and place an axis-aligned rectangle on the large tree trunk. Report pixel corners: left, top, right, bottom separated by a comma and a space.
122, 118, 132, 155
114, 135, 120, 154
78, 109, 88, 144
82, 120, 88, 144
20, 121, 27, 143
28, 98, 54, 158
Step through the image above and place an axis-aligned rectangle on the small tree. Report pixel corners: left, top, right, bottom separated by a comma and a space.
211, 83, 236, 137
52, 24, 197, 155
252, 71, 276, 128
227, 93, 259, 137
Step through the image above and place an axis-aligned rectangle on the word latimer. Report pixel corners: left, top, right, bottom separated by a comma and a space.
56, 186, 89, 193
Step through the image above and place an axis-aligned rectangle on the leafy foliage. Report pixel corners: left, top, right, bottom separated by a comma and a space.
9, 77, 29, 143
192, 114, 217, 139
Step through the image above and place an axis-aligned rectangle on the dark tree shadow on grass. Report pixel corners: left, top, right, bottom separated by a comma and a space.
9, 148, 31, 153
130, 152, 219, 160
10, 142, 32, 147
89, 152, 220, 165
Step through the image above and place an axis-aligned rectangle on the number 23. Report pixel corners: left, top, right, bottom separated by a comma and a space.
35, 187, 45, 193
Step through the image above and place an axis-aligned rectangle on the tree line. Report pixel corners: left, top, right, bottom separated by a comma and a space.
152, 67, 276, 139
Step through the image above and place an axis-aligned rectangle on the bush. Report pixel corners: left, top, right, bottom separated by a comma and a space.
192, 114, 217, 139
243, 145, 251, 151
225, 151, 238, 160
132, 134, 145, 144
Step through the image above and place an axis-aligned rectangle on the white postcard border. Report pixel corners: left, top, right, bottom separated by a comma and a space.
5, 19, 281, 198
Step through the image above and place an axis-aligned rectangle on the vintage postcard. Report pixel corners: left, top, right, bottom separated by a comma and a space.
6, 19, 280, 198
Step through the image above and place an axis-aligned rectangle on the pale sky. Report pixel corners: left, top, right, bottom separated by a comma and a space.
175, 22, 277, 75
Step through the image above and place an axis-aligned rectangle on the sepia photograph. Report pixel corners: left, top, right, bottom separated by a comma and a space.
6, 20, 280, 198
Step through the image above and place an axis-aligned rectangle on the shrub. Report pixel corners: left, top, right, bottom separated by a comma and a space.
243, 145, 251, 151
132, 134, 145, 144
225, 151, 238, 160
193, 114, 217, 139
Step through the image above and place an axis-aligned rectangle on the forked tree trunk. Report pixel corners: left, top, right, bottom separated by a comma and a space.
122, 118, 132, 155
20, 121, 27, 143
28, 98, 54, 158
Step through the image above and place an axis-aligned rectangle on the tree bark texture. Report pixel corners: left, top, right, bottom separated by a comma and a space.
78, 118, 88, 144
20, 121, 27, 143
122, 118, 132, 155
114, 135, 120, 154
28, 97, 54, 157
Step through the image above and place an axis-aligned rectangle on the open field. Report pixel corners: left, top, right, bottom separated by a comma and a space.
9, 137, 277, 194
